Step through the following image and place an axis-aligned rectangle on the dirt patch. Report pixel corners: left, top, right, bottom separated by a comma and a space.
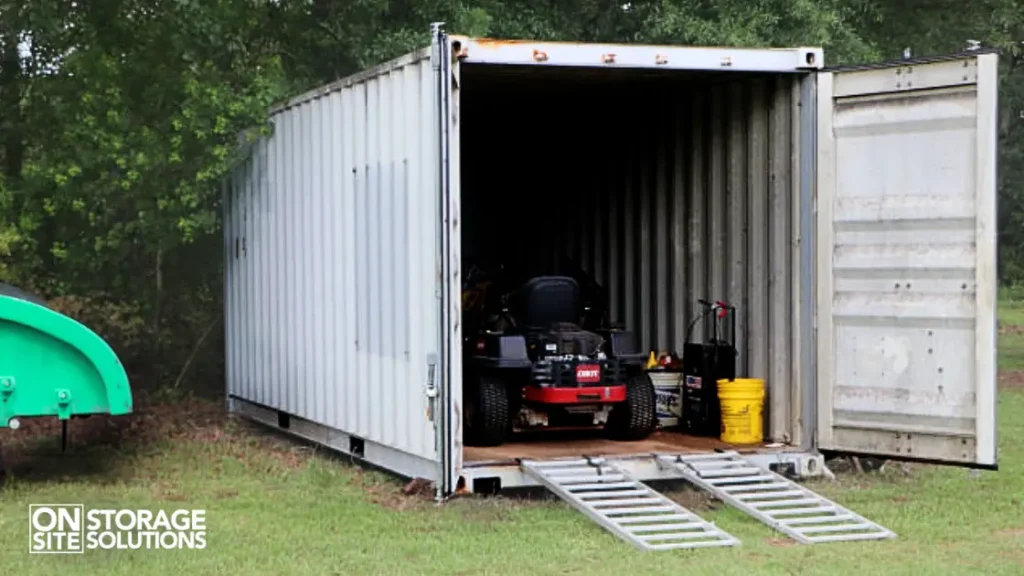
343, 466, 435, 511
1000, 324, 1024, 336
999, 552, 1024, 567
0, 393, 312, 484
362, 479, 434, 511
668, 488, 720, 512
766, 537, 798, 548
999, 371, 1024, 390
995, 530, 1024, 566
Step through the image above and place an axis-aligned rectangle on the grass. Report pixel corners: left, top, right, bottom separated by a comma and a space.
2, 306, 1024, 574
999, 287, 1024, 371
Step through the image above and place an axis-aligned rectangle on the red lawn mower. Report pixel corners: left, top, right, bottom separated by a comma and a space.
462, 275, 656, 447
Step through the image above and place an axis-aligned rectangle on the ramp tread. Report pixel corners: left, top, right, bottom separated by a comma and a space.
521, 457, 739, 551
657, 451, 897, 544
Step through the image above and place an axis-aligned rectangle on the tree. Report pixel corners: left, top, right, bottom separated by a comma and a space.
4, 0, 1020, 395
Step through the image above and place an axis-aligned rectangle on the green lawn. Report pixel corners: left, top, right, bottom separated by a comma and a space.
2, 304, 1024, 575
1000, 287, 1024, 371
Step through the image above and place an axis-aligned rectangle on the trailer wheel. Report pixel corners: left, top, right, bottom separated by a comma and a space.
607, 373, 657, 441
465, 374, 509, 447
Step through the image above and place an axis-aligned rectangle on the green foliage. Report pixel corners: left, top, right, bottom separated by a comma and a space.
1, 0, 288, 388
0, 176, 21, 283
0, 0, 1022, 391
848, 0, 1024, 285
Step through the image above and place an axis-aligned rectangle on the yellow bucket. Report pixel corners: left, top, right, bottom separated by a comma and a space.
717, 378, 766, 444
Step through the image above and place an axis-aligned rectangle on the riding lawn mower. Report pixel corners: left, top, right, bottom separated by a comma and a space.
462, 272, 657, 447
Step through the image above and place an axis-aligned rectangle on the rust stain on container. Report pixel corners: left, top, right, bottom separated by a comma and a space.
464, 37, 533, 50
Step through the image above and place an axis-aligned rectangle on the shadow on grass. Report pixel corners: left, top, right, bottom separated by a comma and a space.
0, 393, 244, 488
1, 431, 132, 486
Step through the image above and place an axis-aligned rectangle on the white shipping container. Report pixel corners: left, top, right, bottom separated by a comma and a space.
224, 26, 999, 499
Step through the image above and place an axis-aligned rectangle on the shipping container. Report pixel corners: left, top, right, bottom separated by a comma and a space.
223, 26, 999, 499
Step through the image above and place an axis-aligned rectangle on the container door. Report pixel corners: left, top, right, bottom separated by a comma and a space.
815, 53, 999, 467
433, 25, 463, 497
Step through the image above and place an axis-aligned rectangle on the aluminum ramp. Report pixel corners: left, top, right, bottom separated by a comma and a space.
657, 451, 896, 544
521, 457, 739, 551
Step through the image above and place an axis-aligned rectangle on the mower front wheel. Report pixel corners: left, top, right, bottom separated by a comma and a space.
607, 373, 657, 441
465, 374, 510, 447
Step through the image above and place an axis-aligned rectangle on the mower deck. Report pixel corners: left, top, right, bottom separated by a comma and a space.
463, 430, 767, 465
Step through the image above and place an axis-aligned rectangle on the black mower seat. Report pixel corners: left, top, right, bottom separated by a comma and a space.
511, 276, 581, 330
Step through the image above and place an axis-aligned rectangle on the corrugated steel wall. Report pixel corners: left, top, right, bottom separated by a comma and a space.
460, 68, 803, 442
224, 49, 442, 462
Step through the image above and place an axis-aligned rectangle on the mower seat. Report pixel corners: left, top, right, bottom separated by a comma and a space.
511, 276, 581, 330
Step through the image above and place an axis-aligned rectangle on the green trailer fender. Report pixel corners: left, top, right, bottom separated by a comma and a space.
0, 288, 132, 428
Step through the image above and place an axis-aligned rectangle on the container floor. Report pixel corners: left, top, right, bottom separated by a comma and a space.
463, 428, 769, 466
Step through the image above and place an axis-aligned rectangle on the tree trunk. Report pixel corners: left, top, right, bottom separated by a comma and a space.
154, 240, 163, 356
0, 13, 24, 183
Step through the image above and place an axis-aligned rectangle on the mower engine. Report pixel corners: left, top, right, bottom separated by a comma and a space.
515, 324, 631, 429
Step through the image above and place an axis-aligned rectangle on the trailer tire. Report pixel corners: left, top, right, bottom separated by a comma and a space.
466, 374, 509, 447
607, 373, 657, 441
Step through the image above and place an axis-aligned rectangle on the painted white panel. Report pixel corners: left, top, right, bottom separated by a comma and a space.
224, 48, 443, 471
816, 55, 999, 466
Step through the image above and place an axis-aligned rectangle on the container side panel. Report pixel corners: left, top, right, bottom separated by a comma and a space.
727, 82, 749, 371
311, 98, 327, 425
459, 68, 801, 443
264, 137, 275, 408
286, 107, 301, 415
224, 53, 441, 466
769, 81, 795, 442
302, 101, 317, 421
708, 85, 727, 317
415, 59, 437, 453
241, 155, 253, 403
224, 173, 235, 400
747, 79, 770, 420
325, 92, 341, 431
669, 85, 688, 347
253, 140, 267, 406
341, 87, 359, 434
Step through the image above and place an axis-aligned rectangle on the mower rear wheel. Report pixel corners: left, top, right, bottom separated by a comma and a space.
606, 373, 657, 441
466, 374, 510, 447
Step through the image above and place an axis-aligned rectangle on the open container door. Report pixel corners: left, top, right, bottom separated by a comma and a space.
433, 25, 463, 498
816, 52, 999, 467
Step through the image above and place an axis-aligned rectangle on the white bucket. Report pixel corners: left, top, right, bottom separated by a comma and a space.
649, 372, 683, 428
